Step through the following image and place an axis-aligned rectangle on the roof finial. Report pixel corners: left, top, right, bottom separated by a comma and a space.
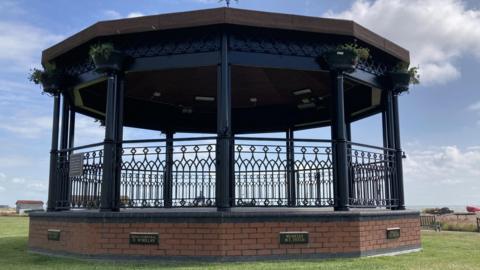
219, 0, 238, 8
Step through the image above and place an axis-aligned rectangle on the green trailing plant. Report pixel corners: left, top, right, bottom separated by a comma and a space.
89, 43, 115, 60
28, 62, 60, 94
392, 62, 420, 84
336, 43, 370, 61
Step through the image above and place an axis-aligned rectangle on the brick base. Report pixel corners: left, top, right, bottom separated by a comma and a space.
28, 209, 421, 261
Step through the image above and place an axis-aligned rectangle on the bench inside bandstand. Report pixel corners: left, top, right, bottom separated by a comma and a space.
29, 7, 420, 261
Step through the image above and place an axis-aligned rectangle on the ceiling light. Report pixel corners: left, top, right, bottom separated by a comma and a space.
297, 103, 316, 109
293, 88, 312, 96
182, 107, 193, 114
195, 96, 215, 102
301, 98, 311, 104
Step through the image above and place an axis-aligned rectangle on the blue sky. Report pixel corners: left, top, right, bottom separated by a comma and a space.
1, 0, 480, 207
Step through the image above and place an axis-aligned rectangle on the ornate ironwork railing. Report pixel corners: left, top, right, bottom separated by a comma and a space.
120, 137, 216, 208
348, 142, 397, 208
56, 143, 104, 209
54, 137, 398, 209
234, 137, 333, 207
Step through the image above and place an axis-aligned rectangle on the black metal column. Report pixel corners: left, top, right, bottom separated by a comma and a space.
346, 122, 354, 203
57, 97, 70, 209
164, 131, 174, 208
385, 90, 397, 207
68, 110, 75, 150
114, 73, 125, 209
216, 30, 232, 210
47, 94, 61, 211
331, 72, 350, 211
100, 72, 123, 211
286, 128, 296, 206
393, 94, 406, 210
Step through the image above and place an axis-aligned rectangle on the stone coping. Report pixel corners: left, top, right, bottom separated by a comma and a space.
30, 208, 420, 223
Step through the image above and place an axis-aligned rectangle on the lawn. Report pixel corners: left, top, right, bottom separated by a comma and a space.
1, 217, 480, 270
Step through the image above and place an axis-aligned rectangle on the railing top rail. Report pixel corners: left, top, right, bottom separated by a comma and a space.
122, 136, 217, 144
234, 137, 332, 143
57, 142, 104, 153
348, 141, 396, 152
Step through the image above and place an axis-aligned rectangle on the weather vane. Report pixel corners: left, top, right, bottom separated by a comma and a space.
219, 0, 238, 7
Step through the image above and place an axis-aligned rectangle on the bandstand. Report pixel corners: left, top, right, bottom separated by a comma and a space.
28, 8, 420, 260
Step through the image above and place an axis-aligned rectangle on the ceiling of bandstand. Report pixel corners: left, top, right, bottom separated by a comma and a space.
74, 65, 381, 134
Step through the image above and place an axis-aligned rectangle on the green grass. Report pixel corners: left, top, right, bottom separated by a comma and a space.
1, 217, 480, 270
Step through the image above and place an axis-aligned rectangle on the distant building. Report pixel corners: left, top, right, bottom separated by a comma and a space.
15, 200, 44, 214
0, 205, 9, 209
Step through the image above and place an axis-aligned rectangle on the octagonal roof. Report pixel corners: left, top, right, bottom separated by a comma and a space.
42, 7, 409, 64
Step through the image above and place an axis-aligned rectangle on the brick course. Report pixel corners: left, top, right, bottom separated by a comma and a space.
28, 213, 420, 259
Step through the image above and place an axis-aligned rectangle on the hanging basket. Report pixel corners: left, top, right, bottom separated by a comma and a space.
40, 73, 62, 95
389, 71, 410, 92
323, 50, 358, 73
92, 50, 126, 73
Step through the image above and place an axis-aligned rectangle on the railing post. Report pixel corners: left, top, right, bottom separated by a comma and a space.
164, 131, 174, 208
100, 71, 124, 211
216, 29, 232, 211
286, 128, 296, 206
331, 71, 350, 211
392, 93, 406, 210
47, 93, 61, 211
346, 122, 354, 204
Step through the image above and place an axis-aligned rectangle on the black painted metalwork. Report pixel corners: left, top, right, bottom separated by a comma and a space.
163, 132, 174, 208
234, 138, 334, 207
348, 142, 397, 208
216, 30, 232, 210
120, 138, 216, 208
56, 98, 71, 210
286, 129, 296, 206
100, 72, 124, 211
392, 94, 406, 210
57, 144, 104, 208
331, 72, 350, 211
47, 94, 61, 211
54, 137, 398, 209
68, 110, 75, 150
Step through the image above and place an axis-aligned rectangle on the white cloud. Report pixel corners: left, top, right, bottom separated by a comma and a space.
468, 101, 480, 112
0, 21, 63, 73
324, 0, 480, 85
127, 12, 145, 18
0, 186, 4, 192
0, 173, 5, 181
103, 10, 146, 20
0, 113, 52, 138
404, 145, 480, 204
11, 177, 26, 184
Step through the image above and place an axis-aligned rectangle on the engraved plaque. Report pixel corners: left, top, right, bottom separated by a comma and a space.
279, 231, 309, 244
69, 153, 84, 177
386, 227, 401, 239
47, 229, 61, 241
129, 232, 159, 245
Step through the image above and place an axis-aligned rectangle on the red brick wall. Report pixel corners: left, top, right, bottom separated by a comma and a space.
29, 217, 420, 258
